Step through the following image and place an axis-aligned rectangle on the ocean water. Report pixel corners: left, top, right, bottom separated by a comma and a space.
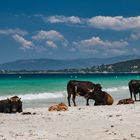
0, 73, 139, 108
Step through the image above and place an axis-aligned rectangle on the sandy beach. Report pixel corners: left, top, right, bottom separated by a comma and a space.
0, 102, 140, 140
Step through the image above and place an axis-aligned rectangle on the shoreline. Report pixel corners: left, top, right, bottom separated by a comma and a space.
0, 102, 140, 140
1, 72, 140, 74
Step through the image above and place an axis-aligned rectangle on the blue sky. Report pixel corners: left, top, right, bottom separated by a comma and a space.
0, 0, 140, 63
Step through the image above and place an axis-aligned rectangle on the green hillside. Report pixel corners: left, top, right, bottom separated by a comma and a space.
89, 59, 140, 72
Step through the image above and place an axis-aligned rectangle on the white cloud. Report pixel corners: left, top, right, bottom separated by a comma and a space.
74, 36, 128, 56
0, 28, 27, 36
44, 15, 82, 24
88, 16, 140, 30
32, 30, 67, 49
76, 36, 128, 48
44, 15, 140, 31
32, 30, 64, 41
12, 34, 33, 49
46, 40, 57, 48
130, 32, 140, 40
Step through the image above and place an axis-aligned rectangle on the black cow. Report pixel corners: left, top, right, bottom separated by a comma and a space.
67, 80, 102, 106
0, 99, 11, 113
128, 80, 140, 101
0, 96, 22, 113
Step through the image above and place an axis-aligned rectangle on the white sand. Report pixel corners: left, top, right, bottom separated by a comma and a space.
0, 102, 140, 140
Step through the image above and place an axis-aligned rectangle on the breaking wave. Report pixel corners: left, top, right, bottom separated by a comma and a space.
0, 86, 129, 101
0, 91, 66, 101
104, 86, 128, 93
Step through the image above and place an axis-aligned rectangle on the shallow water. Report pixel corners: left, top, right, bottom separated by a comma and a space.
0, 73, 139, 107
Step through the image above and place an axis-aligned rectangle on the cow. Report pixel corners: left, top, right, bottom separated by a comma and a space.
0, 99, 11, 113
48, 103, 68, 112
128, 80, 140, 101
0, 96, 22, 113
67, 80, 102, 106
9, 96, 23, 113
117, 98, 134, 105
85, 90, 114, 106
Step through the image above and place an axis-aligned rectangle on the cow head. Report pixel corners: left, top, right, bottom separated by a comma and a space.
8, 96, 22, 113
87, 84, 102, 92
85, 84, 102, 99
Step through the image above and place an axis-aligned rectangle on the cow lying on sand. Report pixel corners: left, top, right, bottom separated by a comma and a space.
0, 96, 22, 113
48, 103, 68, 111
67, 80, 102, 106
128, 80, 140, 101
85, 90, 114, 106
117, 98, 134, 105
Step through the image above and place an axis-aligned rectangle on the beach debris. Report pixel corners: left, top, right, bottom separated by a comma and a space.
111, 125, 114, 128
116, 114, 122, 117
21, 112, 36, 115
117, 98, 134, 105
108, 115, 113, 117
48, 103, 68, 112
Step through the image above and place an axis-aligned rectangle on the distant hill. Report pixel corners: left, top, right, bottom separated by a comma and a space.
90, 59, 140, 72
0, 55, 140, 70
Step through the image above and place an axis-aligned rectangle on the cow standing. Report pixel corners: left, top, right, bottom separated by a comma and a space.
129, 80, 140, 101
67, 80, 102, 106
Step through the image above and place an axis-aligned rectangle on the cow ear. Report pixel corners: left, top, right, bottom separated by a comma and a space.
18, 98, 21, 102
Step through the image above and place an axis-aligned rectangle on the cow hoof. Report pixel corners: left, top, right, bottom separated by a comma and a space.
86, 104, 89, 106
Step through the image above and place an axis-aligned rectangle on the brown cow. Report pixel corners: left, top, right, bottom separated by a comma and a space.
67, 80, 102, 106
85, 90, 114, 106
48, 103, 68, 112
117, 98, 134, 105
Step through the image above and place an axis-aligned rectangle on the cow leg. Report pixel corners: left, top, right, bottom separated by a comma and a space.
72, 94, 76, 106
67, 94, 71, 107
130, 91, 133, 99
134, 93, 137, 101
129, 84, 133, 99
86, 98, 89, 106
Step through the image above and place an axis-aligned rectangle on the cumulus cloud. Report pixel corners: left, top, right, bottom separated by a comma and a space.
44, 15, 140, 31
12, 34, 33, 49
44, 15, 82, 24
130, 32, 140, 40
76, 36, 128, 48
32, 30, 67, 48
32, 30, 64, 41
74, 36, 128, 56
46, 40, 57, 48
0, 28, 27, 36
88, 16, 140, 30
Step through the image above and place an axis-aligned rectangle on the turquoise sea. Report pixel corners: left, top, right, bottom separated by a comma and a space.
0, 73, 139, 107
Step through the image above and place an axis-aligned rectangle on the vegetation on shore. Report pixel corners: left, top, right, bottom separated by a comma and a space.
1, 59, 140, 74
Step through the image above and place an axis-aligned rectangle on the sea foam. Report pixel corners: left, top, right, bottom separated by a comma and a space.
0, 86, 129, 101
0, 91, 66, 101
